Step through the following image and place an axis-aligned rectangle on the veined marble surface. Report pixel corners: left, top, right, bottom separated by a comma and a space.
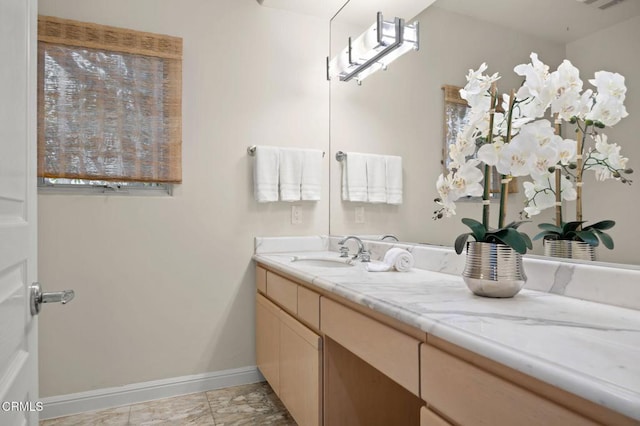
253, 246, 640, 421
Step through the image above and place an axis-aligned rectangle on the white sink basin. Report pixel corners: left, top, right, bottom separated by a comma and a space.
290, 256, 355, 268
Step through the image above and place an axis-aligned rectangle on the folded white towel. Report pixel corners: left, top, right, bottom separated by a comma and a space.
253, 146, 279, 203
366, 154, 387, 203
342, 153, 368, 202
301, 149, 323, 201
385, 155, 403, 205
366, 248, 414, 272
384, 248, 414, 272
279, 148, 304, 201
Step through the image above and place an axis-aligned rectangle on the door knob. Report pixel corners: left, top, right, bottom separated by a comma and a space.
30, 282, 75, 315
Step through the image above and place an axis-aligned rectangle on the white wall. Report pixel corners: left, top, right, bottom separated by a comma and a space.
37, 0, 329, 397
329, 6, 566, 246
566, 16, 640, 265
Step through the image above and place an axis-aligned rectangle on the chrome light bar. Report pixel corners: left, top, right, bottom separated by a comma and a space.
328, 12, 419, 85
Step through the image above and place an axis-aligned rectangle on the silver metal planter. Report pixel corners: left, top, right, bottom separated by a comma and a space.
543, 239, 596, 261
462, 242, 527, 298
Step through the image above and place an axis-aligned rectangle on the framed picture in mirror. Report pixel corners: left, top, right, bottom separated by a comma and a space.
442, 84, 517, 194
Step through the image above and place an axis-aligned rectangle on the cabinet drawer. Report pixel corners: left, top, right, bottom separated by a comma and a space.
297, 286, 320, 330
256, 265, 267, 294
420, 407, 451, 426
321, 298, 420, 396
420, 344, 596, 426
280, 309, 322, 426
266, 271, 297, 314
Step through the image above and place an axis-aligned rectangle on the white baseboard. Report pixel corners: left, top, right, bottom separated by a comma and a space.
40, 365, 264, 420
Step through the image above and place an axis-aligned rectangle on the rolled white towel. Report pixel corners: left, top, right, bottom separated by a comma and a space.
365, 248, 414, 272
383, 248, 414, 272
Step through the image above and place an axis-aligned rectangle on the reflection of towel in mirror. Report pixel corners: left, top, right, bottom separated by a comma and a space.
366, 248, 414, 272
386, 155, 403, 205
366, 154, 387, 203
342, 153, 368, 202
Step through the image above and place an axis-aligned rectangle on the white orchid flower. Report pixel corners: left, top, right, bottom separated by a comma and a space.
586, 134, 629, 181
590, 71, 627, 101
558, 138, 577, 165
586, 97, 629, 126
459, 63, 501, 111
514, 53, 555, 117
528, 144, 560, 181
477, 140, 505, 166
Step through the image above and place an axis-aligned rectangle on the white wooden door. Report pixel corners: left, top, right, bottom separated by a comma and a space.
0, 0, 39, 424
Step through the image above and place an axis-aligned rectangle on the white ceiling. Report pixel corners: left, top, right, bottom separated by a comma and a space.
257, 0, 640, 43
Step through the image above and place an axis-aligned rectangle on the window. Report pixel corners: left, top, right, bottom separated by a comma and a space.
37, 16, 182, 191
441, 84, 517, 196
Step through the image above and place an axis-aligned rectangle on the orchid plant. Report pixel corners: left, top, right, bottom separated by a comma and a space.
433, 53, 632, 255
513, 54, 632, 249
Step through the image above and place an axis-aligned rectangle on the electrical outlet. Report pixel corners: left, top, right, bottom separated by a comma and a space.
355, 206, 365, 224
291, 205, 302, 224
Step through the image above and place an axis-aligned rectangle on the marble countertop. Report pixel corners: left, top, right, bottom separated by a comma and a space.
253, 250, 640, 421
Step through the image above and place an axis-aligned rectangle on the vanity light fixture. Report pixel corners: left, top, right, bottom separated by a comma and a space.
327, 12, 419, 85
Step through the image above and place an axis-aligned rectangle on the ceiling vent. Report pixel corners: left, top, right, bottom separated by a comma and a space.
576, 0, 626, 10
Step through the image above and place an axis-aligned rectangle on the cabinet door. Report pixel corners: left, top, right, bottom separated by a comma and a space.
280, 309, 322, 426
256, 294, 280, 394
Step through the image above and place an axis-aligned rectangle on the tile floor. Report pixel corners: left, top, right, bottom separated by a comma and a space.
40, 382, 297, 426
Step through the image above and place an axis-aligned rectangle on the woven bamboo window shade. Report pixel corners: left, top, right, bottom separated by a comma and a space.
441, 85, 517, 193
37, 16, 182, 183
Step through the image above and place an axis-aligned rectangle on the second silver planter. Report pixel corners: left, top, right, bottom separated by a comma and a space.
543, 239, 596, 261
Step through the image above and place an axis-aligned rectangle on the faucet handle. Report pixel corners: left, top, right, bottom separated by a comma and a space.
359, 251, 371, 262
339, 246, 350, 258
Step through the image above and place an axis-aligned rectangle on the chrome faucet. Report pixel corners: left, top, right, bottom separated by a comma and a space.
338, 236, 370, 262
380, 234, 399, 242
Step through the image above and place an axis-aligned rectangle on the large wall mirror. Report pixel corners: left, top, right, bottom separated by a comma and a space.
329, 0, 640, 265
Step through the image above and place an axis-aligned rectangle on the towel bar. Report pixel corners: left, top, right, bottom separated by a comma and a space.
335, 151, 347, 162
247, 145, 325, 157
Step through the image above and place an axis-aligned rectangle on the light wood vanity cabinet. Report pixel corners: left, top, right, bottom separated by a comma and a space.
256, 263, 636, 426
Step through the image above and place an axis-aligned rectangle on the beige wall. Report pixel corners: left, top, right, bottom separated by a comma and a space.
329, 6, 566, 246
37, 0, 329, 397
566, 16, 640, 264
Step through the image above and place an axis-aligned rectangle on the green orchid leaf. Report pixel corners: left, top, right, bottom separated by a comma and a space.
562, 221, 586, 234
594, 229, 615, 249
533, 230, 559, 241
455, 233, 472, 255
538, 223, 563, 234
461, 218, 486, 241
573, 230, 600, 247
585, 220, 616, 231
505, 220, 529, 230
520, 232, 533, 250
492, 228, 528, 254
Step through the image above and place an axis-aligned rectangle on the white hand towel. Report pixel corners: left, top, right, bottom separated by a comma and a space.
279, 148, 304, 201
253, 146, 279, 203
301, 149, 323, 201
384, 248, 414, 272
385, 155, 403, 205
365, 248, 415, 273
366, 154, 387, 203
365, 260, 392, 272
341, 153, 368, 202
